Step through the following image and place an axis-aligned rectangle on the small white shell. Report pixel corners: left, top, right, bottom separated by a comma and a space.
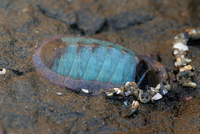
188, 29, 198, 35
150, 84, 160, 94
164, 84, 171, 91
155, 84, 161, 90
105, 92, 114, 96
113, 88, 120, 92
180, 65, 193, 72
151, 93, 162, 101
173, 42, 189, 51
184, 58, 192, 63
162, 89, 168, 95
125, 82, 130, 87
124, 101, 128, 105
116, 89, 122, 95
182, 81, 197, 88
0, 68, 6, 75
56, 92, 62, 96
173, 50, 179, 55
81, 89, 90, 93
175, 58, 181, 67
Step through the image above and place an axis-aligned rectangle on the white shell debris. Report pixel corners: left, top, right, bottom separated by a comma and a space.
106, 92, 114, 96
0, 68, 6, 75
56, 92, 62, 96
150, 83, 170, 96
105, 81, 169, 103
174, 55, 191, 67
182, 81, 196, 88
162, 89, 168, 95
173, 42, 189, 51
151, 93, 162, 101
180, 65, 193, 72
124, 100, 139, 117
125, 81, 130, 87
81, 89, 91, 94
172, 28, 198, 88
124, 101, 128, 106
187, 28, 200, 35
125, 91, 132, 96
162, 83, 171, 95
150, 84, 160, 94
173, 32, 191, 67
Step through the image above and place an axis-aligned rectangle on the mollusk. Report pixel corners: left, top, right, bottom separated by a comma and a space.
124, 100, 139, 117
32, 35, 169, 98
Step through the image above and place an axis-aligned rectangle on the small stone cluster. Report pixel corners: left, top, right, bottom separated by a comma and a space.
105, 81, 169, 103
177, 65, 196, 88
172, 28, 199, 88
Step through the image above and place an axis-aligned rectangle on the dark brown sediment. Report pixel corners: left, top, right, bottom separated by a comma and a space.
0, 0, 199, 133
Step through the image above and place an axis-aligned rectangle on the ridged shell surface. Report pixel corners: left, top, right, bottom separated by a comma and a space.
33, 35, 136, 95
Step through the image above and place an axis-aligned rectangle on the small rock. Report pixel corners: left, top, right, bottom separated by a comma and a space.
56, 92, 62, 96
151, 93, 162, 102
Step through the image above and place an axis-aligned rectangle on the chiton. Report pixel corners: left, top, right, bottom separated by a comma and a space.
32, 35, 169, 95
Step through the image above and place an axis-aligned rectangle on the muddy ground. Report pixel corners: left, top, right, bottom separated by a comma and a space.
0, 0, 200, 133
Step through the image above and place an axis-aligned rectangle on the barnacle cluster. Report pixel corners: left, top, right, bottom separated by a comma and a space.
105, 82, 169, 103
172, 28, 199, 88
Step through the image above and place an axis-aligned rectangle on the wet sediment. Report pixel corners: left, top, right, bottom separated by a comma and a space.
0, 0, 200, 133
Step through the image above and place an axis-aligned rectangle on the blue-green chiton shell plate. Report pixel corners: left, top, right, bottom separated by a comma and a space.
32, 35, 169, 95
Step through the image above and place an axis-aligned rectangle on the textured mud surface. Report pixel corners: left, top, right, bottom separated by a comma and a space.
0, 0, 200, 133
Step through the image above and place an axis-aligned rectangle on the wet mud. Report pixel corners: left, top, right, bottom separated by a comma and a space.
0, 0, 200, 133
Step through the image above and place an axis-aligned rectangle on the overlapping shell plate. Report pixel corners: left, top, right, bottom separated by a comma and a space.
33, 35, 137, 95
